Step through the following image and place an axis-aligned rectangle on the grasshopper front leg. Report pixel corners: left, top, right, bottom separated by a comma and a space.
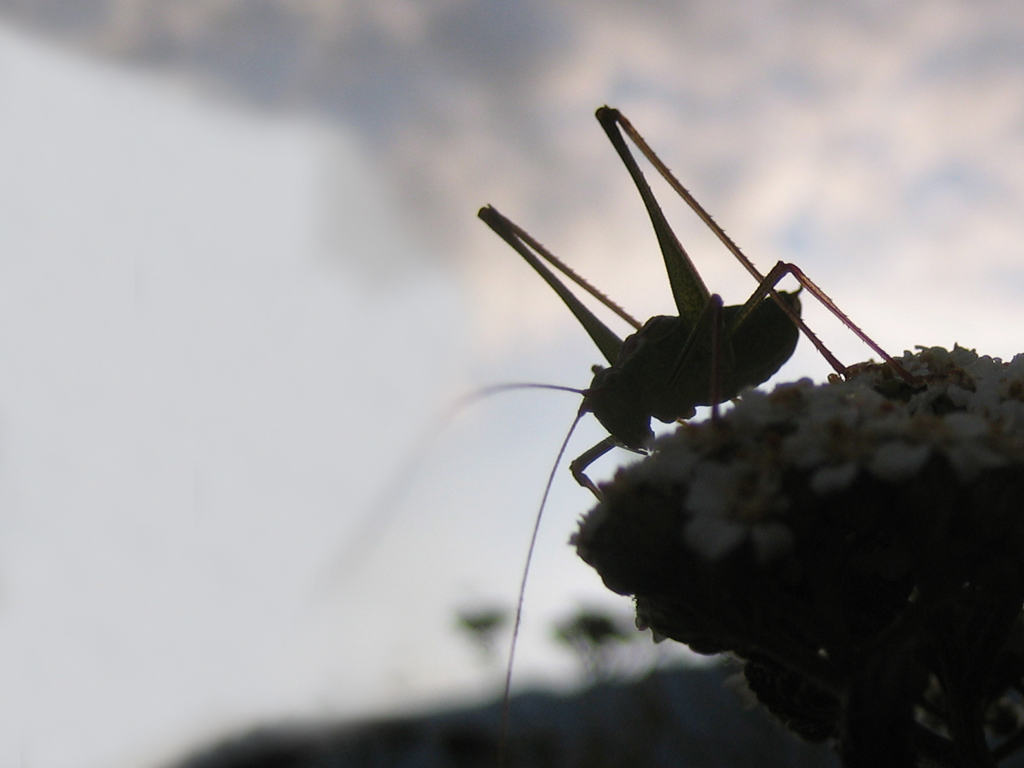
568, 436, 618, 498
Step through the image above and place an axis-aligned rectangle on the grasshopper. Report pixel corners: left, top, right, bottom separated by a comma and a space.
478, 108, 914, 764
480, 107, 912, 496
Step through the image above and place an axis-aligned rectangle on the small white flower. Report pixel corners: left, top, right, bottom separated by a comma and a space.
635, 446, 700, 485
997, 400, 1024, 434
945, 385, 973, 409
945, 444, 1008, 480
685, 462, 744, 518
950, 345, 980, 367
943, 412, 990, 441
810, 462, 859, 494
1006, 353, 1024, 378
731, 388, 773, 427
683, 515, 747, 560
782, 429, 830, 469
868, 442, 931, 482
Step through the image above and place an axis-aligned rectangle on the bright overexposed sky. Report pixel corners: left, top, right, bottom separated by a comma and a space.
2, 2, 1024, 768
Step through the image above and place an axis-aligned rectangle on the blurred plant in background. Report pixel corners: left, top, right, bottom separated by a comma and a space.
455, 605, 508, 666
552, 608, 633, 684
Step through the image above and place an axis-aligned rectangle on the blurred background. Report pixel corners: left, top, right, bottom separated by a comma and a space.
0, 1, 1023, 766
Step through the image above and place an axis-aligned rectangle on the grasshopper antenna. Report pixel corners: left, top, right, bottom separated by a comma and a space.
316, 382, 585, 593
498, 410, 585, 767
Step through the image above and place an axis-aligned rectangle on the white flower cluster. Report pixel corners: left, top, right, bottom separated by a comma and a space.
616, 345, 1024, 563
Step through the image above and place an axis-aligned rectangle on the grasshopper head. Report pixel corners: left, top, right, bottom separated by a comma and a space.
582, 366, 654, 451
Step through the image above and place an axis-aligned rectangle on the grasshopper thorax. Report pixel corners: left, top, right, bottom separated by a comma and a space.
581, 290, 802, 453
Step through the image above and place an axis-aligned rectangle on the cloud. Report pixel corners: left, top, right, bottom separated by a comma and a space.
3, 0, 1024, 351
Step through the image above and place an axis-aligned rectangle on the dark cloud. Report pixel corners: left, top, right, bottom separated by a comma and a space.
3, 0, 1024, 295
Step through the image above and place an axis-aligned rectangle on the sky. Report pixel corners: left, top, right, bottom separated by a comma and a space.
0, 2, 1024, 768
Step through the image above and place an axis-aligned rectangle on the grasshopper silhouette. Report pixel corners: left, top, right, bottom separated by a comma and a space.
479, 107, 912, 496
